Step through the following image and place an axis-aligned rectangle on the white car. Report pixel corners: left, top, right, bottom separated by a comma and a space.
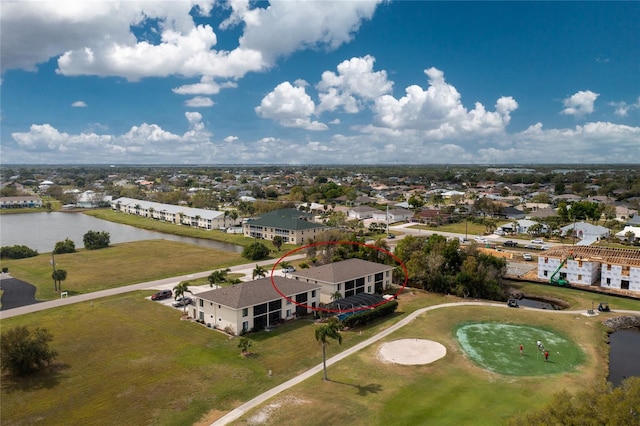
530, 239, 544, 244
282, 266, 296, 273
523, 253, 533, 261
474, 236, 488, 243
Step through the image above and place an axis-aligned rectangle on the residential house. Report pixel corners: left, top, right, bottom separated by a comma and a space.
413, 209, 451, 225
289, 258, 395, 303
347, 206, 380, 220
191, 277, 321, 335
371, 207, 414, 223
560, 221, 610, 245
243, 208, 326, 244
615, 226, 640, 243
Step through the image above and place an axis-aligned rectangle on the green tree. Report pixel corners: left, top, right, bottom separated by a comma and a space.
53, 238, 76, 254
172, 281, 193, 314
52, 269, 67, 292
237, 337, 252, 355
408, 194, 425, 209
83, 230, 110, 250
208, 268, 230, 287
252, 264, 267, 279
1, 326, 58, 377
315, 320, 343, 381
272, 235, 284, 251
242, 241, 269, 260
330, 291, 342, 301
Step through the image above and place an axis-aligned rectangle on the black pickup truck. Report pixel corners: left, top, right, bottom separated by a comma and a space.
503, 240, 518, 247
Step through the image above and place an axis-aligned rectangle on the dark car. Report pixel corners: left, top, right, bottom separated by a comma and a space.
151, 289, 172, 300
503, 240, 518, 247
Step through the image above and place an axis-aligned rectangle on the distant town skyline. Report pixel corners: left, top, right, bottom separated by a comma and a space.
1, 1, 638, 165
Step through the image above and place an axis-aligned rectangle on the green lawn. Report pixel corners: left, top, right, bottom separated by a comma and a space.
233, 304, 614, 426
1, 287, 635, 425
1, 240, 244, 300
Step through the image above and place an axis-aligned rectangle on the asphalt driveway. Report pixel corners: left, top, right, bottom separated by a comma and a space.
0, 274, 41, 311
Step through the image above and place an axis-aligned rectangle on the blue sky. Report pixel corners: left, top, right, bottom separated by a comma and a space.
1, 0, 638, 165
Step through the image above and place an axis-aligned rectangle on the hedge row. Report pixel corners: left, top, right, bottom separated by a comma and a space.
342, 299, 398, 328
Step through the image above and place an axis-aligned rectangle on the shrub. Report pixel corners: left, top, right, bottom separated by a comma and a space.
0, 245, 39, 259
53, 238, 76, 254
1, 326, 58, 377
83, 230, 110, 250
342, 300, 398, 328
242, 242, 269, 260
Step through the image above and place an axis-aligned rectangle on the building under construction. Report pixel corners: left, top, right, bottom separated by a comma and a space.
537, 246, 640, 294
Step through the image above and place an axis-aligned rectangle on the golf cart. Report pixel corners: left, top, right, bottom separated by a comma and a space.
598, 302, 610, 312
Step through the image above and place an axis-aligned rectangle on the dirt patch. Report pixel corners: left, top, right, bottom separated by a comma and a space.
377, 339, 447, 365
247, 396, 308, 425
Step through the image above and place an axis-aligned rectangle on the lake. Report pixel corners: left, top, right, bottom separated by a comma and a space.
0, 212, 243, 253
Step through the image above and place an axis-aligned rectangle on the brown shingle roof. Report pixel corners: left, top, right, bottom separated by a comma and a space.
290, 258, 394, 283
196, 276, 320, 309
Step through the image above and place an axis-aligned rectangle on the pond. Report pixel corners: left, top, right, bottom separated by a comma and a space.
608, 327, 640, 386
0, 212, 243, 253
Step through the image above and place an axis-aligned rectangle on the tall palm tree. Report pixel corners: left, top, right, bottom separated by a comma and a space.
330, 291, 342, 302
173, 281, 192, 315
208, 268, 230, 288
252, 264, 267, 279
315, 320, 343, 381
51, 269, 67, 292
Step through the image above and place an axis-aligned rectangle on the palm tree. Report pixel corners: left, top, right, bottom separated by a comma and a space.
252, 264, 267, 279
208, 268, 230, 288
330, 291, 342, 301
173, 281, 192, 315
280, 261, 292, 273
315, 320, 343, 381
51, 269, 67, 292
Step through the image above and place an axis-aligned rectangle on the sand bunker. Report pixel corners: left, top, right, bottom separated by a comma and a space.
378, 338, 447, 365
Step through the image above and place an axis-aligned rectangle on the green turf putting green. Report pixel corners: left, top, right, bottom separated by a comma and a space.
456, 322, 585, 376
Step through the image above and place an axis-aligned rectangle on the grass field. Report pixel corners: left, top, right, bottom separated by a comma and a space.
1, 240, 243, 300
1, 286, 636, 425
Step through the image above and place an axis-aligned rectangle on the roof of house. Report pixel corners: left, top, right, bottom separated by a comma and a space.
196, 276, 320, 309
290, 258, 394, 284
349, 206, 379, 213
247, 210, 325, 230
560, 221, 610, 235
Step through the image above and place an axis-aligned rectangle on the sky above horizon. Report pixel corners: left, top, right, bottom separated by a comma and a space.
1, 0, 639, 165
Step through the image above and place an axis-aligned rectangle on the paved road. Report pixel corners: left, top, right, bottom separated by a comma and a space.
0, 274, 41, 310
0, 255, 304, 320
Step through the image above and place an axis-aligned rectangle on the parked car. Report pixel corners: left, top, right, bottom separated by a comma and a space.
531, 238, 544, 244
539, 245, 549, 250
151, 289, 172, 300
474, 236, 488, 243
522, 253, 533, 261
503, 240, 518, 247
507, 298, 519, 308
172, 297, 192, 307
283, 266, 296, 273
387, 233, 396, 239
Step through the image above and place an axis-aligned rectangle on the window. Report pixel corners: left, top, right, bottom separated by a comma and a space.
242, 308, 248, 317
368, 286, 372, 292
606, 278, 611, 285
312, 290, 316, 297
578, 274, 582, 281
607, 264, 612, 271
622, 280, 630, 290
242, 321, 249, 332
199, 299, 204, 307
543, 271, 548, 277
386, 271, 390, 277
337, 284, 341, 290
368, 276, 372, 282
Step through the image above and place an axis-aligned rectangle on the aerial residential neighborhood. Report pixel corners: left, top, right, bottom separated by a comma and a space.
2, 164, 640, 425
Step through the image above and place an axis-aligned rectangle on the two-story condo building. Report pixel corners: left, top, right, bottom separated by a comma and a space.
290, 258, 395, 303
191, 277, 321, 335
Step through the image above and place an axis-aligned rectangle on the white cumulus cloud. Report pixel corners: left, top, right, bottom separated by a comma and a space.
71, 101, 87, 107
560, 90, 599, 117
255, 82, 327, 130
185, 96, 214, 107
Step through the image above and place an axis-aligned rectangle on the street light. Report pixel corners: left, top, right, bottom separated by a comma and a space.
50, 252, 57, 292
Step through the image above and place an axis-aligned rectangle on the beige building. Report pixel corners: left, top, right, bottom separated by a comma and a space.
243, 208, 327, 245
290, 258, 395, 303
191, 277, 320, 335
